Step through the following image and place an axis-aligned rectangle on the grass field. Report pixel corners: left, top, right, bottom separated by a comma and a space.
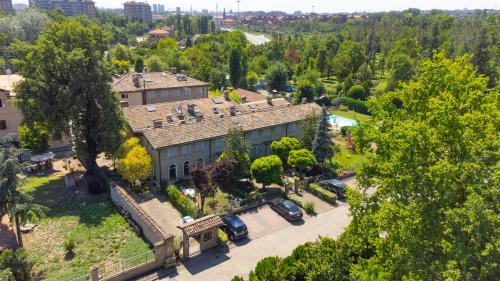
332, 146, 370, 171
20, 176, 152, 281
329, 109, 372, 123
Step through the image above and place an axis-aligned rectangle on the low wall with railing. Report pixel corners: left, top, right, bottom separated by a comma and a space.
83, 182, 177, 281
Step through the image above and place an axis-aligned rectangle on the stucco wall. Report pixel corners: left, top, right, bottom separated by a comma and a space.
154, 122, 303, 183
0, 91, 23, 139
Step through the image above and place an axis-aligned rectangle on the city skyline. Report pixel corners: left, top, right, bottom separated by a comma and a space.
14, 0, 498, 13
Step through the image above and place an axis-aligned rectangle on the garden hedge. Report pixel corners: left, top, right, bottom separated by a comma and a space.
308, 183, 337, 204
339, 97, 370, 115
164, 184, 196, 217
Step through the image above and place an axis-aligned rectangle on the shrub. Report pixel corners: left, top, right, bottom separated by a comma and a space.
308, 183, 337, 203
218, 230, 228, 246
165, 185, 196, 217
0, 249, 33, 281
173, 236, 182, 253
288, 195, 303, 208
348, 85, 368, 100
303, 201, 316, 215
339, 97, 370, 115
341, 126, 354, 137
63, 237, 76, 253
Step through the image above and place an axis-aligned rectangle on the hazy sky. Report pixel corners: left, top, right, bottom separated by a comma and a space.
15, 0, 499, 13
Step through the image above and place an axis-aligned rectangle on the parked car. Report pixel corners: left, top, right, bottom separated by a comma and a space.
182, 216, 194, 223
269, 198, 303, 221
221, 215, 248, 241
317, 179, 346, 199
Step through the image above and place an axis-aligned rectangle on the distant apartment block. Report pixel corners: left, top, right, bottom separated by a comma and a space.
0, 0, 13, 13
29, 0, 96, 17
112, 70, 209, 107
124, 1, 152, 24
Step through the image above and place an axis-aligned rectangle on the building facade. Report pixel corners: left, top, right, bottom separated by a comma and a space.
124, 1, 152, 24
123, 94, 321, 184
29, 0, 96, 17
0, 0, 13, 13
112, 71, 209, 107
0, 75, 23, 139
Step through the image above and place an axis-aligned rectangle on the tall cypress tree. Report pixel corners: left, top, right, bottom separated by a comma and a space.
312, 108, 334, 173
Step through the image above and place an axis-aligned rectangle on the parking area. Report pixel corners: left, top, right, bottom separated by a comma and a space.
236, 205, 290, 240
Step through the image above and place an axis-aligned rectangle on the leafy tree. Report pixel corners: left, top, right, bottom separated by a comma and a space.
209, 157, 238, 191
112, 59, 130, 75
134, 56, 144, 73
0, 249, 33, 281
386, 53, 414, 90
332, 40, 365, 81
117, 146, 152, 191
115, 137, 140, 160
220, 128, 251, 179
348, 85, 368, 100
15, 18, 124, 193
287, 149, 316, 178
228, 44, 247, 88
352, 53, 499, 280
300, 111, 321, 150
271, 137, 301, 165
110, 43, 133, 62
189, 164, 215, 214
210, 69, 226, 90
18, 122, 49, 154
0, 137, 45, 248
351, 120, 370, 154
0, 9, 49, 44
266, 61, 288, 92
250, 155, 283, 190
295, 79, 315, 103
248, 256, 281, 281
312, 108, 334, 172
316, 47, 328, 76
246, 71, 259, 90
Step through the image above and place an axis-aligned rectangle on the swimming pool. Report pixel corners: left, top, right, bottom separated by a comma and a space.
327, 115, 358, 127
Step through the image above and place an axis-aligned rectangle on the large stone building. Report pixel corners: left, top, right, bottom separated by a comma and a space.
112, 71, 209, 107
29, 0, 96, 17
0, 0, 13, 13
0, 75, 70, 151
124, 1, 152, 24
0, 75, 24, 139
123, 93, 321, 184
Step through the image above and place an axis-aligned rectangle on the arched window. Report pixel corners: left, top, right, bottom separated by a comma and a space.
183, 161, 191, 177
197, 158, 204, 166
169, 164, 177, 180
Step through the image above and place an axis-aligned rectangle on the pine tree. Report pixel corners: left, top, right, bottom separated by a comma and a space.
312, 108, 334, 173
134, 57, 144, 73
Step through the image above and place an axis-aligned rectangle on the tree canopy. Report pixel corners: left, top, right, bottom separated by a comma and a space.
15, 18, 124, 193
251, 155, 283, 189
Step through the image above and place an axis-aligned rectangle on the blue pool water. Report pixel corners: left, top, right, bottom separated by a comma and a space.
328, 115, 358, 127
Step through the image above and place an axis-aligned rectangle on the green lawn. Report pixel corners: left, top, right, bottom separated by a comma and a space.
19, 176, 152, 281
322, 77, 339, 94
332, 146, 370, 171
329, 109, 372, 123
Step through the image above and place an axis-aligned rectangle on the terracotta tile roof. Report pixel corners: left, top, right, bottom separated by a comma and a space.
148, 28, 170, 35
236, 88, 267, 102
138, 102, 321, 149
122, 96, 292, 133
178, 214, 224, 236
112, 72, 209, 93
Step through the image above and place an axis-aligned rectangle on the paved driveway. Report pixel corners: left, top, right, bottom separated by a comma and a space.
146, 204, 351, 281
236, 205, 289, 240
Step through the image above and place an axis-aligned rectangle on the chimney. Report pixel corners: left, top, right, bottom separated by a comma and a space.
187, 103, 196, 115
170, 67, 177, 74
196, 113, 204, 122
133, 73, 142, 88
153, 119, 163, 128
241, 96, 247, 103
223, 90, 230, 101
229, 106, 236, 116
181, 69, 188, 76
267, 96, 273, 105
301, 97, 307, 104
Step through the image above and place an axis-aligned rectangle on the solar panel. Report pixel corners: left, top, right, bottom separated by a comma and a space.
211, 97, 223, 104
145, 105, 156, 112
